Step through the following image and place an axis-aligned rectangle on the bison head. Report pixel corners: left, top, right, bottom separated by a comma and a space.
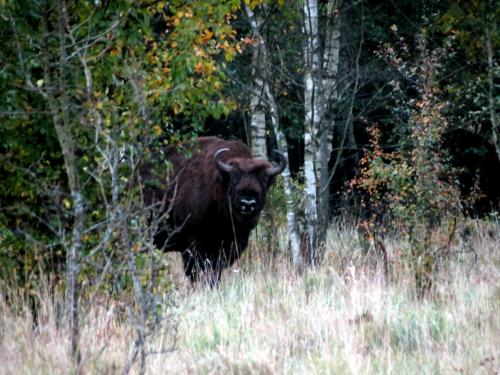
214, 148, 287, 219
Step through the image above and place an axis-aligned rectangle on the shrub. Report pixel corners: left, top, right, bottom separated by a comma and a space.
351, 34, 462, 298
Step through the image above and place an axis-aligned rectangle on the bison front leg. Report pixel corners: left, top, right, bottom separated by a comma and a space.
204, 266, 222, 288
182, 253, 222, 287
182, 240, 240, 287
194, 252, 221, 288
181, 250, 204, 283
181, 244, 221, 287
204, 240, 242, 287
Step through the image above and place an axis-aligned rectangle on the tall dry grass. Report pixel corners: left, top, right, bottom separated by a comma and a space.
0, 220, 498, 374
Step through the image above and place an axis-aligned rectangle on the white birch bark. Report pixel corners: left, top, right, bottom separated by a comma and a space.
250, 92, 267, 159
246, 5, 301, 266
303, 0, 323, 265
246, 6, 268, 160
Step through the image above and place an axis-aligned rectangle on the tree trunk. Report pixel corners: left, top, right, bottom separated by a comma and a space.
303, 0, 323, 265
485, 28, 500, 163
317, 0, 342, 246
264, 82, 302, 267
48, 1, 83, 368
246, 6, 268, 160
245, 5, 301, 266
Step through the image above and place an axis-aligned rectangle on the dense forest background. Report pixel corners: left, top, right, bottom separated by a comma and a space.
0, 0, 500, 279
0, 0, 498, 371
1, 0, 499, 284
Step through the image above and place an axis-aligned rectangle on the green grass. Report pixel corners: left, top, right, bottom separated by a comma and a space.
0, 220, 498, 374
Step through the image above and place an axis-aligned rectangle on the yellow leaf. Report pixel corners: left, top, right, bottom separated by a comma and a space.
63, 198, 72, 209
200, 29, 214, 43
224, 47, 235, 62
153, 125, 163, 136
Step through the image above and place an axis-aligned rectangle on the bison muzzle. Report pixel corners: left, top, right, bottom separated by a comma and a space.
147, 136, 286, 286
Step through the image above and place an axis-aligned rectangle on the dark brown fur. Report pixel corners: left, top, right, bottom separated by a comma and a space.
148, 136, 286, 285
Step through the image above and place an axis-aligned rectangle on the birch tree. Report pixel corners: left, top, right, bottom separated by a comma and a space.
317, 0, 342, 247
246, 6, 268, 160
301, 0, 344, 264
245, 4, 301, 266
302, 0, 323, 264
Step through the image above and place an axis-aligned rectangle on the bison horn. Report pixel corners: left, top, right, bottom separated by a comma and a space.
214, 148, 233, 173
266, 150, 287, 177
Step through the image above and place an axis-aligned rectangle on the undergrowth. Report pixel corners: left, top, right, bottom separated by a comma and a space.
0, 219, 498, 374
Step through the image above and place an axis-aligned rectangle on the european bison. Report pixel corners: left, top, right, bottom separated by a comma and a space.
148, 136, 286, 285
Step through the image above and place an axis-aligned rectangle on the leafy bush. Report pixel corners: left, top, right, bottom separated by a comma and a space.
352, 34, 462, 298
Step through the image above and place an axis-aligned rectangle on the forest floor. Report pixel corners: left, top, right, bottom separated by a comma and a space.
1, 220, 498, 374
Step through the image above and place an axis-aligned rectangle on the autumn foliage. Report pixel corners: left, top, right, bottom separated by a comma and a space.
351, 35, 462, 298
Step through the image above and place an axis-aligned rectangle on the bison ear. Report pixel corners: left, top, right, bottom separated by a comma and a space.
214, 148, 234, 174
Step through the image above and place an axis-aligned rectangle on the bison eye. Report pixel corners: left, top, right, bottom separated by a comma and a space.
259, 175, 270, 190
229, 171, 242, 182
